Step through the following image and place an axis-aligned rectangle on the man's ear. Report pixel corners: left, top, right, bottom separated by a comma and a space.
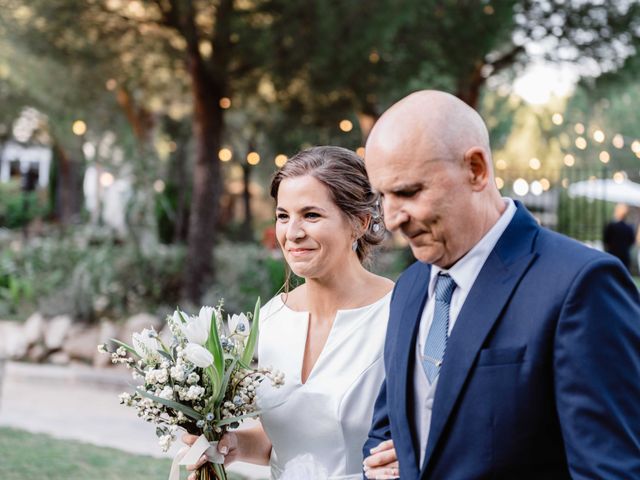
464, 147, 491, 191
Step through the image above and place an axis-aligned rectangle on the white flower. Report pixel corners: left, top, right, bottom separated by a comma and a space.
185, 385, 205, 401
159, 434, 173, 452
145, 368, 169, 385
180, 306, 214, 345
228, 313, 250, 337
184, 343, 214, 368
170, 365, 186, 382
159, 386, 174, 400
132, 328, 161, 364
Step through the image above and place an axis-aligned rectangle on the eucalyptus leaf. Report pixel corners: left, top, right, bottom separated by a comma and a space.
136, 388, 204, 421
215, 410, 262, 427
158, 349, 174, 363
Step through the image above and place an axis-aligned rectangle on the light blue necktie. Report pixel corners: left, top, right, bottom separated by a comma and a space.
422, 273, 457, 384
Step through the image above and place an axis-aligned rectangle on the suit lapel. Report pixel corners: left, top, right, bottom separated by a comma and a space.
420, 203, 540, 474
392, 262, 431, 478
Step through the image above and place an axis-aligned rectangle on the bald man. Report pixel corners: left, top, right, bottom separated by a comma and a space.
362, 91, 640, 479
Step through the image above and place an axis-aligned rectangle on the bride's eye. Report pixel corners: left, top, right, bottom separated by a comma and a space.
276, 213, 289, 221
305, 212, 321, 219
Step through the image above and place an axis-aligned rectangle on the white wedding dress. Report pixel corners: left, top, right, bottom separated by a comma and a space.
258, 292, 391, 479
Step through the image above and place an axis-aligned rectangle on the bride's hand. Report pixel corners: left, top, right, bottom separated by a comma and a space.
182, 432, 239, 480
363, 439, 399, 479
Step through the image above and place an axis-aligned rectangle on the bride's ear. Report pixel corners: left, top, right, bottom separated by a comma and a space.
354, 215, 372, 238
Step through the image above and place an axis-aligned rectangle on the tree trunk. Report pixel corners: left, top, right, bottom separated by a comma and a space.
456, 61, 486, 109
183, 53, 224, 303
241, 162, 253, 241
53, 142, 75, 225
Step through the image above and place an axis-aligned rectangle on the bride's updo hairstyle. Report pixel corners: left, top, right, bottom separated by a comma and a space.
270, 146, 385, 264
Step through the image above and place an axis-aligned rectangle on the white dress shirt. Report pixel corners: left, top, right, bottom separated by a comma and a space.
413, 198, 517, 466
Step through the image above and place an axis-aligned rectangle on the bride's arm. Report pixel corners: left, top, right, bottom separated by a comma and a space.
225, 422, 272, 466
182, 422, 272, 472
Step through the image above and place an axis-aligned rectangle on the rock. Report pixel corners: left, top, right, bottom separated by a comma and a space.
48, 351, 70, 365
23, 312, 45, 346
44, 315, 73, 350
117, 313, 162, 346
63, 324, 100, 363
0, 321, 28, 359
27, 343, 48, 362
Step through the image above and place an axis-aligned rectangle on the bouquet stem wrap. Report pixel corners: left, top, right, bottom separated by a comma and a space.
169, 435, 226, 480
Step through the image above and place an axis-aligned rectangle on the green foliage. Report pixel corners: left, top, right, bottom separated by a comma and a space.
0, 427, 247, 480
0, 182, 47, 228
557, 189, 614, 243
0, 228, 185, 321
204, 243, 286, 315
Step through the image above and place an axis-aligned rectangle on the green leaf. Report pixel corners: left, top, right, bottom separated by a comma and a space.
215, 410, 262, 427
241, 297, 261, 366
158, 349, 174, 363
110, 338, 140, 358
206, 309, 225, 397
176, 307, 188, 324
135, 388, 204, 421
205, 365, 221, 399
216, 357, 238, 404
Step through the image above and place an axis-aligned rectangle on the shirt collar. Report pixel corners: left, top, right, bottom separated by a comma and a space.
429, 198, 517, 295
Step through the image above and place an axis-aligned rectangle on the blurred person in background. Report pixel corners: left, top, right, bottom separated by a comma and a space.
603, 203, 636, 272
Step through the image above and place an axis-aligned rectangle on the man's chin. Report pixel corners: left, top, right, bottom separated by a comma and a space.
409, 245, 444, 266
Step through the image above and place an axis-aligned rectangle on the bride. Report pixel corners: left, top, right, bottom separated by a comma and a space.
184, 146, 395, 479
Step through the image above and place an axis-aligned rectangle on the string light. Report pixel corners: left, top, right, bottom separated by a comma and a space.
513, 178, 529, 196
219, 148, 232, 162
552, 113, 563, 125
72, 120, 87, 136
599, 151, 610, 164
563, 154, 575, 167
247, 152, 260, 165
275, 154, 287, 168
339, 120, 353, 132
529, 158, 541, 170
592, 130, 605, 143
612, 134, 624, 149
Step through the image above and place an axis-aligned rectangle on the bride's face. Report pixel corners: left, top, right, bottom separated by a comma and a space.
275, 175, 357, 280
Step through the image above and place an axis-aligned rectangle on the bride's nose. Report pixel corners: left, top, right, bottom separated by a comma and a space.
286, 219, 306, 241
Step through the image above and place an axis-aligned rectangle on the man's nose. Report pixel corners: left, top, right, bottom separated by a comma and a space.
382, 197, 408, 232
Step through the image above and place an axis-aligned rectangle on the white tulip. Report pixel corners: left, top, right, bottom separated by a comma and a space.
228, 313, 250, 337
180, 306, 214, 345
184, 343, 214, 368
132, 328, 161, 364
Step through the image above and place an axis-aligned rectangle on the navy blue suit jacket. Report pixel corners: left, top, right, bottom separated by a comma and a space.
365, 202, 640, 479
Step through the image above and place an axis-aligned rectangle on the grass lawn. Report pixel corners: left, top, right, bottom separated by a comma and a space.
0, 427, 245, 480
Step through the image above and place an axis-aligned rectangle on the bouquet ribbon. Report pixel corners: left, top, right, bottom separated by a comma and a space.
169, 434, 225, 480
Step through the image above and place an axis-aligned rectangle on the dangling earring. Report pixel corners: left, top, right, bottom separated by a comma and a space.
352, 239, 358, 252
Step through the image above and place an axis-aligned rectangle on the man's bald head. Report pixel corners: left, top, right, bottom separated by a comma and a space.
367, 90, 492, 172
364, 90, 505, 268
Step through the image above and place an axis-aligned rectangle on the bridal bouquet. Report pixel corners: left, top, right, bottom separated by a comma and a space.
99, 298, 284, 480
